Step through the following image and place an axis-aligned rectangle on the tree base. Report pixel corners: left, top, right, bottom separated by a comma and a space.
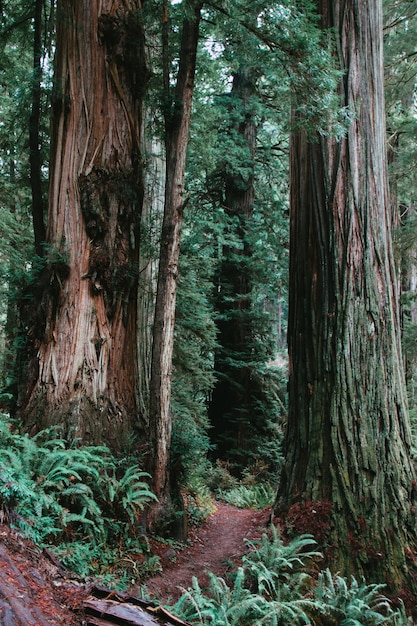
18, 390, 139, 452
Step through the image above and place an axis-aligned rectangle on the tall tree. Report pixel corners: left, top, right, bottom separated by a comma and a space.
208, 65, 260, 468
147, 0, 202, 524
206, 0, 343, 473
0, 0, 39, 410
18, 0, 149, 447
29, 0, 46, 257
275, 0, 417, 593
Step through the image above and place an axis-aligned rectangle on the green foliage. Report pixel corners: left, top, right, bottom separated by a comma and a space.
243, 527, 320, 593
171, 528, 406, 625
171, 204, 218, 485
173, 566, 315, 626
216, 482, 275, 510
313, 569, 396, 625
107, 465, 158, 527
0, 414, 158, 581
384, 0, 417, 206
182, 471, 216, 526
0, 0, 54, 406
52, 539, 162, 589
208, 459, 279, 510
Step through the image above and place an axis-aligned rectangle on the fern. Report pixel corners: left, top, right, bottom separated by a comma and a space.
217, 482, 275, 510
171, 527, 406, 626
243, 526, 320, 597
0, 415, 158, 547
173, 567, 317, 625
313, 569, 400, 625
107, 465, 158, 526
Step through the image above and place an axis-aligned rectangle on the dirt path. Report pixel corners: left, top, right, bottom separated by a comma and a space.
143, 502, 271, 605
0, 504, 271, 623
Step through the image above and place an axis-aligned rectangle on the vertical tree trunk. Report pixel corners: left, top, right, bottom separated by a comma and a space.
209, 67, 257, 469
148, 0, 201, 525
137, 128, 165, 427
275, 0, 417, 593
19, 0, 149, 448
29, 0, 46, 257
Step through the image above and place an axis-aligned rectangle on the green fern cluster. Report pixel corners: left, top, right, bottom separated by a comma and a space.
216, 482, 275, 510
0, 414, 157, 579
172, 527, 407, 625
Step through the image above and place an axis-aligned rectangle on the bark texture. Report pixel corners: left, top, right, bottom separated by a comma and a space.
20, 0, 148, 447
275, 0, 417, 592
148, 0, 202, 523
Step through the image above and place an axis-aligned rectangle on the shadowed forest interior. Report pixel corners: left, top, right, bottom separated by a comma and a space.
1, 0, 417, 623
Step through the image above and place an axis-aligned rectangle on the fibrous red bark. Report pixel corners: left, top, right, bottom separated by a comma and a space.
20, 0, 149, 448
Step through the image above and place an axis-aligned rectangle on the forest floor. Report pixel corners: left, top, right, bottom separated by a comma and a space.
144, 501, 270, 605
0, 502, 271, 624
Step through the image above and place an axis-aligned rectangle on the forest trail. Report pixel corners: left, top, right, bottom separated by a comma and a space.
143, 502, 271, 606
0, 503, 270, 624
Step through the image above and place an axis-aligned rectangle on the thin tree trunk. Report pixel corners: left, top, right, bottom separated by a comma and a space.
275, 0, 417, 594
19, 0, 149, 448
29, 0, 46, 257
148, 0, 201, 525
137, 129, 165, 427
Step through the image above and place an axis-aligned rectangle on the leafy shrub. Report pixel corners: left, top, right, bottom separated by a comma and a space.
206, 460, 239, 493
183, 472, 216, 526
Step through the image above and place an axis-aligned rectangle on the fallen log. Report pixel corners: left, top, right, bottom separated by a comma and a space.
83, 586, 191, 626
0, 541, 78, 625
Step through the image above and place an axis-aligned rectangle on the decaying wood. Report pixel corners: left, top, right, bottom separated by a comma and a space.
0, 526, 190, 626
0, 541, 77, 625
83, 586, 190, 626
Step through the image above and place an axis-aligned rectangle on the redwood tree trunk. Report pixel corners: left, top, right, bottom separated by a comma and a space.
19, 0, 148, 448
275, 0, 417, 593
148, 0, 201, 523
209, 67, 257, 469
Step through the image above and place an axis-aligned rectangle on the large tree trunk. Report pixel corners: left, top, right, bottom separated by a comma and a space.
275, 0, 417, 594
147, 0, 201, 525
19, 0, 149, 448
208, 67, 257, 469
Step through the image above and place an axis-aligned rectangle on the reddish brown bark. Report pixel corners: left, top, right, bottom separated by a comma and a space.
19, 0, 148, 448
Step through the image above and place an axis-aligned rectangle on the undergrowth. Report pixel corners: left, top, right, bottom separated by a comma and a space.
208, 460, 275, 510
0, 413, 158, 584
172, 527, 408, 625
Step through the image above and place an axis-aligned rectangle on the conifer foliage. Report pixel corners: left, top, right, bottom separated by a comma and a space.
0, 0, 417, 606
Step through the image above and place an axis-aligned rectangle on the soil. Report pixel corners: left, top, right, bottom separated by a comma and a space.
143, 502, 271, 605
0, 502, 271, 624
